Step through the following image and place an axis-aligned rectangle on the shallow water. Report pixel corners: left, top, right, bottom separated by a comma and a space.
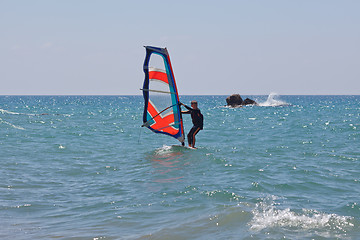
1, 95, 359, 239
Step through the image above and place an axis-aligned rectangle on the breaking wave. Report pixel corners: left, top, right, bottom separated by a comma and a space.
0, 108, 22, 115
250, 196, 355, 238
0, 108, 71, 117
0, 117, 25, 130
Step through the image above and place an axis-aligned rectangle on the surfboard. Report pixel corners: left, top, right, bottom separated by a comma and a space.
171, 145, 197, 150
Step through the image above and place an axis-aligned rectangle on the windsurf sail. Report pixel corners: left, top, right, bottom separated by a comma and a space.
141, 46, 185, 144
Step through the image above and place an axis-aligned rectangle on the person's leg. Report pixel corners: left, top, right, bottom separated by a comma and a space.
187, 129, 193, 147
190, 127, 201, 148
187, 126, 196, 147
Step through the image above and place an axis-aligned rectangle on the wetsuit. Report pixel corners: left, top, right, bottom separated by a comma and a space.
182, 104, 203, 147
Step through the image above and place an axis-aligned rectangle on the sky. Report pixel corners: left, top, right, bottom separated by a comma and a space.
1, 0, 359, 95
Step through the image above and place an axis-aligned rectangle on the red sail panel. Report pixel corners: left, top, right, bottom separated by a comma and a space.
147, 101, 177, 135
149, 70, 168, 84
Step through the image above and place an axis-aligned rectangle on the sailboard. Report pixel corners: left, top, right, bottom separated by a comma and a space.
141, 46, 185, 145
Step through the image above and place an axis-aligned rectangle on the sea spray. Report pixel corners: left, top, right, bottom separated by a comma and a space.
258, 93, 289, 107
250, 196, 356, 239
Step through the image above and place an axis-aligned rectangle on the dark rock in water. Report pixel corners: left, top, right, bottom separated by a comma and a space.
243, 98, 257, 105
226, 94, 243, 107
226, 94, 257, 107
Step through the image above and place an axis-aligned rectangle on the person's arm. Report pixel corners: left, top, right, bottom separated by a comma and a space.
182, 103, 192, 111
180, 102, 192, 114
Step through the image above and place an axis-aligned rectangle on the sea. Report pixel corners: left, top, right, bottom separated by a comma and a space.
1, 94, 359, 240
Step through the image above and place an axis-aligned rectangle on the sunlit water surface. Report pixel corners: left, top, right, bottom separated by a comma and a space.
1, 95, 359, 239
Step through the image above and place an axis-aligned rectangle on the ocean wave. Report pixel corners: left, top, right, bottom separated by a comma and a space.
250, 196, 355, 238
0, 107, 71, 117
0, 108, 22, 115
0, 117, 25, 130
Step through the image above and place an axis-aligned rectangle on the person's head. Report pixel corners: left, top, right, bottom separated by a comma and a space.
191, 100, 198, 109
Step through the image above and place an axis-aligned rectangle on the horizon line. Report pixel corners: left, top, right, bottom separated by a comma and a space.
1, 94, 360, 96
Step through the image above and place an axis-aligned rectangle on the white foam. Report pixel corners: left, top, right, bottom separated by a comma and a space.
0, 108, 38, 116
258, 93, 289, 107
155, 145, 173, 154
0, 108, 21, 115
0, 117, 25, 130
250, 196, 354, 235
1, 107, 71, 117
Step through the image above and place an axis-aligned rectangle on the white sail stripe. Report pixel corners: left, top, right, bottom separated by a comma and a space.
149, 67, 166, 73
141, 88, 175, 94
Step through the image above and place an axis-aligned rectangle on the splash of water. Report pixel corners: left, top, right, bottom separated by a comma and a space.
258, 93, 288, 107
250, 196, 355, 238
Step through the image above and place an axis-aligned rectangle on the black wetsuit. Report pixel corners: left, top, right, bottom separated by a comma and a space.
182, 104, 203, 147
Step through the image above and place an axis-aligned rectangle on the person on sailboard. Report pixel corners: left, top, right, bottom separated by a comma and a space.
180, 100, 203, 148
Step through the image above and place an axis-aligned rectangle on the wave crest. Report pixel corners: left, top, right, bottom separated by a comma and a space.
250, 196, 355, 238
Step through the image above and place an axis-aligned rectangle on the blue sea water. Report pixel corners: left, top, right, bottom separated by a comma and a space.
1, 94, 359, 240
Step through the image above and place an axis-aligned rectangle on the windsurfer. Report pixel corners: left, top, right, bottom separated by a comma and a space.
180, 101, 203, 148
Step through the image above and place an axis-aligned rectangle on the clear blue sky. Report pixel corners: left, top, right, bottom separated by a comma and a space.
1, 0, 359, 95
